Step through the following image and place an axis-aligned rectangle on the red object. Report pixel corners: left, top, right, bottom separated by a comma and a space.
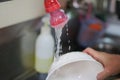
50, 9, 68, 28
44, 0, 68, 28
44, 0, 61, 13
89, 23, 102, 31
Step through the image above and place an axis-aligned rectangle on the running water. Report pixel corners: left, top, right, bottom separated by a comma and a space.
54, 23, 71, 60
55, 27, 63, 59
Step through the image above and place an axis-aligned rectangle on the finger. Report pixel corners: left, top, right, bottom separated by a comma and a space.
83, 47, 104, 64
97, 69, 111, 80
83, 48, 100, 58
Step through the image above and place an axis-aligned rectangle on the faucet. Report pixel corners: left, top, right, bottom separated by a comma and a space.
44, 0, 68, 28
44, 0, 68, 59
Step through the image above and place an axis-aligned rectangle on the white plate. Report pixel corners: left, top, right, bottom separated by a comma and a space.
46, 52, 104, 80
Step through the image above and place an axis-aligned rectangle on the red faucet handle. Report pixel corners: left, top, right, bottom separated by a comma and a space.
44, 0, 61, 13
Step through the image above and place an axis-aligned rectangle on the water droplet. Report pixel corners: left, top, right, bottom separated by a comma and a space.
66, 24, 71, 51
68, 46, 71, 51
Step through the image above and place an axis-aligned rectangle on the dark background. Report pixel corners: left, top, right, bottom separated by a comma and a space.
0, 0, 11, 2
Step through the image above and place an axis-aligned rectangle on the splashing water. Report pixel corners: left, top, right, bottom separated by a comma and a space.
53, 18, 69, 60
66, 24, 71, 51
68, 40, 71, 51
54, 23, 71, 60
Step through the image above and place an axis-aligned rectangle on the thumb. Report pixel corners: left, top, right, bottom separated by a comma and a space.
97, 69, 111, 80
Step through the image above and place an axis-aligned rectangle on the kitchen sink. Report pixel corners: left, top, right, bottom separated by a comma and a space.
26, 73, 47, 80
0, 13, 120, 80
23, 35, 120, 80
13, 70, 48, 80
92, 34, 120, 54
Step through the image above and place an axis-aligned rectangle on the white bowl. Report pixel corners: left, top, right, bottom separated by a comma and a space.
46, 51, 104, 80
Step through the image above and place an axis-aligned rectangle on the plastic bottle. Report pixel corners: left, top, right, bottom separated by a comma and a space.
35, 16, 55, 75
78, 19, 104, 48
77, 3, 105, 49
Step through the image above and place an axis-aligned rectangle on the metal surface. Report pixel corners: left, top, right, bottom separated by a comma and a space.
92, 34, 120, 54
0, 18, 39, 80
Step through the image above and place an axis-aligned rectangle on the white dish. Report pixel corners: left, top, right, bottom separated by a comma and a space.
46, 51, 104, 80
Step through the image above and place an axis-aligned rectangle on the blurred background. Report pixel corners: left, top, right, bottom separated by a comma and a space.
0, 0, 120, 80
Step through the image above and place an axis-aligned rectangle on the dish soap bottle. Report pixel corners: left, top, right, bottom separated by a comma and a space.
35, 15, 55, 80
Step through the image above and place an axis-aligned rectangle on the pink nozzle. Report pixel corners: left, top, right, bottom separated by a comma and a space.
50, 9, 68, 28
44, 0, 68, 28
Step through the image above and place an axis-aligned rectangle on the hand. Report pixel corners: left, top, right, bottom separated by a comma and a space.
83, 47, 120, 80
